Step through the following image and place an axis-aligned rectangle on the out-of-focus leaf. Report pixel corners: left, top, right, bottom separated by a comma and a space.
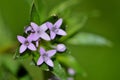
49, 0, 78, 16
59, 15, 88, 42
0, 54, 20, 75
25, 0, 33, 6
0, 13, 14, 53
0, 54, 32, 80
57, 54, 83, 75
52, 60, 67, 80
67, 32, 112, 46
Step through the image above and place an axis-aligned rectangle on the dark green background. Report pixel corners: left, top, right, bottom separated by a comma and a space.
0, 0, 120, 80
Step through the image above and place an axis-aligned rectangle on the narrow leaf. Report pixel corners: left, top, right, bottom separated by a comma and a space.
57, 54, 83, 75
34, 0, 48, 21
25, 0, 33, 6
59, 15, 88, 42
49, 0, 78, 16
13, 47, 31, 61
0, 13, 14, 53
52, 60, 67, 80
30, 4, 40, 24
67, 32, 112, 46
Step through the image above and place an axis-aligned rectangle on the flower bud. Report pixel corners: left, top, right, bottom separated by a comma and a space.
68, 68, 75, 76
56, 44, 66, 52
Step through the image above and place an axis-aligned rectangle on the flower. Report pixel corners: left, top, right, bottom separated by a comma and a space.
56, 44, 66, 52
46, 18, 67, 40
37, 47, 56, 67
29, 22, 50, 41
17, 35, 36, 53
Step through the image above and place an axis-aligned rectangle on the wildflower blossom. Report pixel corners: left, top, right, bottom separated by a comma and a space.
29, 22, 50, 41
37, 47, 56, 67
17, 35, 36, 53
46, 18, 67, 39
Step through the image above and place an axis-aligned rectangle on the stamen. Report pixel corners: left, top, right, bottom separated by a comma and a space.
42, 53, 49, 61
24, 40, 29, 46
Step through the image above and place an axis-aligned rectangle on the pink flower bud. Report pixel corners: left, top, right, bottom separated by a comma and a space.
68, 68, 75, 76
56, 44, 66, 52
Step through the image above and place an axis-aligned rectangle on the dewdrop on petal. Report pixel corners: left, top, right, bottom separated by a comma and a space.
56, 44, 66, 52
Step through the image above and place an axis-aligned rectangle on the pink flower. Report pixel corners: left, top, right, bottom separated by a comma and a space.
17, 35, 36, 53
46, 18, 67, 40
56, 44, 66, 52
29, 22, 50, 41
37, 47, 56, 67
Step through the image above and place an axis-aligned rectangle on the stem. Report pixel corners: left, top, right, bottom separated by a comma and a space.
43, 71, 51, 80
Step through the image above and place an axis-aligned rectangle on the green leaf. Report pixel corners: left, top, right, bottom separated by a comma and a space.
59, 15, 88, 42
13, 47, 31, 61
0, 13, 14, 53
57, 54, 83, 75
52, 60, 67, 80
30, 4, 40, 24
66, 32, 112, 46
49, 0, 78, 16
0, 54, 20, 75
25, 0, 33, 6
34, 0, 48, 21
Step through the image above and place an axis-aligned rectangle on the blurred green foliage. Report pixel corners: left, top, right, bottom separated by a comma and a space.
0, 0, 120, 80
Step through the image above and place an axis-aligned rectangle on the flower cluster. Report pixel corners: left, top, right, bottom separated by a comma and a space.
17, 18, 67, 67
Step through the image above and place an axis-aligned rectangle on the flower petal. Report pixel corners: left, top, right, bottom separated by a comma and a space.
19, 44, 27, 53
29, 33, 39, 41
37, 57, 44, 65
31, 22, 38, 30
40, 32, 50, 41
40, 47, 46, 55
50, 31, 56, 40
47, 50, 56, 57
36, 40, 39, 47
39, 23, 48, 31
17, 36, 26, 43
54, 18, 63, 28
24, 26, 32, 34
28, 43, 36, 51
27, 34, 34, 42
56, 29, 67, 36
46, 22, 53, 29
45, 58, 54, 67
